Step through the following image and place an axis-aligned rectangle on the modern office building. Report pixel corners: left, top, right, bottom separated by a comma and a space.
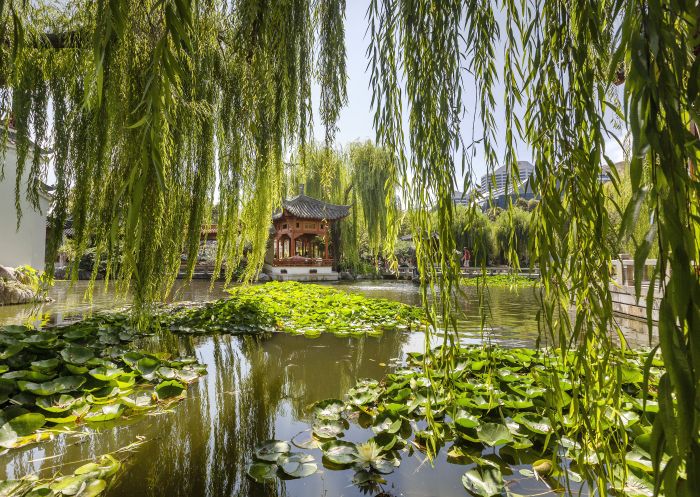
479, 161, 536, 209
451, 190, 470, 206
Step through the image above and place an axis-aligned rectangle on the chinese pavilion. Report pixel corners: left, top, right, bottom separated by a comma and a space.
265, 186, 350, 281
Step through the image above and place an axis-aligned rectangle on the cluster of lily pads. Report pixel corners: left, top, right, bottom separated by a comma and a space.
247, 397, 402, 488
165, 281, 425, 337
0, 316, 206, 450
0, 454, 121, 497
459, 274, 539, 288
249, 345, 665, 496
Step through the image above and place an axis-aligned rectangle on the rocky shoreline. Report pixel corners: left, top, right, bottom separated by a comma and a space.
0, 265, 51, 306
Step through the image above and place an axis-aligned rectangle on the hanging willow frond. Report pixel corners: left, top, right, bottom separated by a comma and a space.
1, 1, 698, 493
0, 0, 347, 322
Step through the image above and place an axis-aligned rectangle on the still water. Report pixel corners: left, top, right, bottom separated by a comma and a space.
0, 280, 653, 496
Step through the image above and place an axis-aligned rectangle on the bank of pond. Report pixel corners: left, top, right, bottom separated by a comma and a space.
0, 282, 664, 497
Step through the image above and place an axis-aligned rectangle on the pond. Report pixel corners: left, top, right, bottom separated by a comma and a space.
0, 280, 655, 497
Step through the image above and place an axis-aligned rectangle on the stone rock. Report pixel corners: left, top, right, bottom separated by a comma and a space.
0, 265, 49, 306
339, 271, 355, 281
0, 265, 16, 281
257, 272, 272, 283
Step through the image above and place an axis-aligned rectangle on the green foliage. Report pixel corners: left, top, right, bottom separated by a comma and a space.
165, 281, 424, 337
452, 207, 495, 267
285, 141, 397, 271
303, 345, 666, 496
0, 0, 348, 320
13, 265, 41, 292
2, 1, 698, 494
603, 162, 657, 259
0, 318, 205, 449
492, 208, 530, 265
247, 440, 318, 482
0, 454, 121, 497
459, 274, 538, 288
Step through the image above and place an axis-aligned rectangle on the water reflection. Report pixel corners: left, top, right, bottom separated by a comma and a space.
0, 280, 653, 497
0, 280, 231, 327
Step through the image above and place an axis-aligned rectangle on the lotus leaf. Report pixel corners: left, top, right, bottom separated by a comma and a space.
36, 394, 80, 412
512, 413, 553, 435
50, 475, 90, 495
157, 367, 176, 380
246, 462, 278, 483
476, 423, 513, 447
89, 367, 125, 382
532, 459, 554, 477
461, 466, 505, 497
255, 440, 291, 462
321, 440, 358, 466
7, 412, 45, 436
30, 359, 60, 372
453, 409, 480, 429
176, 369, 200, 383
79, 479, 107, 497
372, 413, 401, 434
65, 364, 89, 375
60, 346, 94, 365
120, 392, 154, 410
135, 357, 160, 377
155, 380, 185, 400
85, 404, 124, 422
0, 343, 26, 360
278, 453, 317, 478
312, 399, 345, 420
22, 334, 58, 349
44, 403, 90, 423
312, 419, 345, 439
18, 376, 86, 396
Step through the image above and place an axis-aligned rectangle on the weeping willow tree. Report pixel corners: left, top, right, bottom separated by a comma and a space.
367, 0, 699, 495
284, 140, 395, 270
0, 0, 346, 318
1, 0, 699, 494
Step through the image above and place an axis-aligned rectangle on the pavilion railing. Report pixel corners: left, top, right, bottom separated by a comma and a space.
273, 257, 334, 267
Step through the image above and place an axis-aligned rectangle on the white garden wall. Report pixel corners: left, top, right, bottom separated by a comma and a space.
0, 142, 50, 270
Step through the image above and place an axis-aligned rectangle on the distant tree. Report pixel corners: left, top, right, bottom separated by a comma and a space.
515, 197, 529, 211
452, 206, 494, 266
492, 208, 531, 266
526, 198, 539, 212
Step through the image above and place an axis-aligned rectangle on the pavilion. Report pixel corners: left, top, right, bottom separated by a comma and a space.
265, 186, 350, 281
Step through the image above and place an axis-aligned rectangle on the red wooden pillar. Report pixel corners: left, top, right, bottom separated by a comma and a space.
324, 231, 329, 259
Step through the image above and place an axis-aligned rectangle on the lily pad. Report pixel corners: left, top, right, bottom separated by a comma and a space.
312, 398, 345, 420
155, 380, 185, 400
18, 376, 86, 396
60, 345, 95, 365
255, 440, 291, 462
278, 453, 317, 478
312, 419, 345, 439
461, 466, 505, 497
476, 423, 513, 446
247, 462, 278, 483
321, 440, 358, 466
512, 412, 553, 435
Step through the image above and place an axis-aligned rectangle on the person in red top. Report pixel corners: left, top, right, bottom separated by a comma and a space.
462, 247, 471, 268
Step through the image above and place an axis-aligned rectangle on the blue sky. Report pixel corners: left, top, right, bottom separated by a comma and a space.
311, 0, 626, 188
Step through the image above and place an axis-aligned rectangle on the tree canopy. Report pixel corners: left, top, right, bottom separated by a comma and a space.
1, 1, 698, 494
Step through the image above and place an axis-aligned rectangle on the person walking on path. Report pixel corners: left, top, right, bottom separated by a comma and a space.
462, 248, 471, 269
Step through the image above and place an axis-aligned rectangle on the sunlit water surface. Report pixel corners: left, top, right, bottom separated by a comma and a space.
0, 280, 655, 497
